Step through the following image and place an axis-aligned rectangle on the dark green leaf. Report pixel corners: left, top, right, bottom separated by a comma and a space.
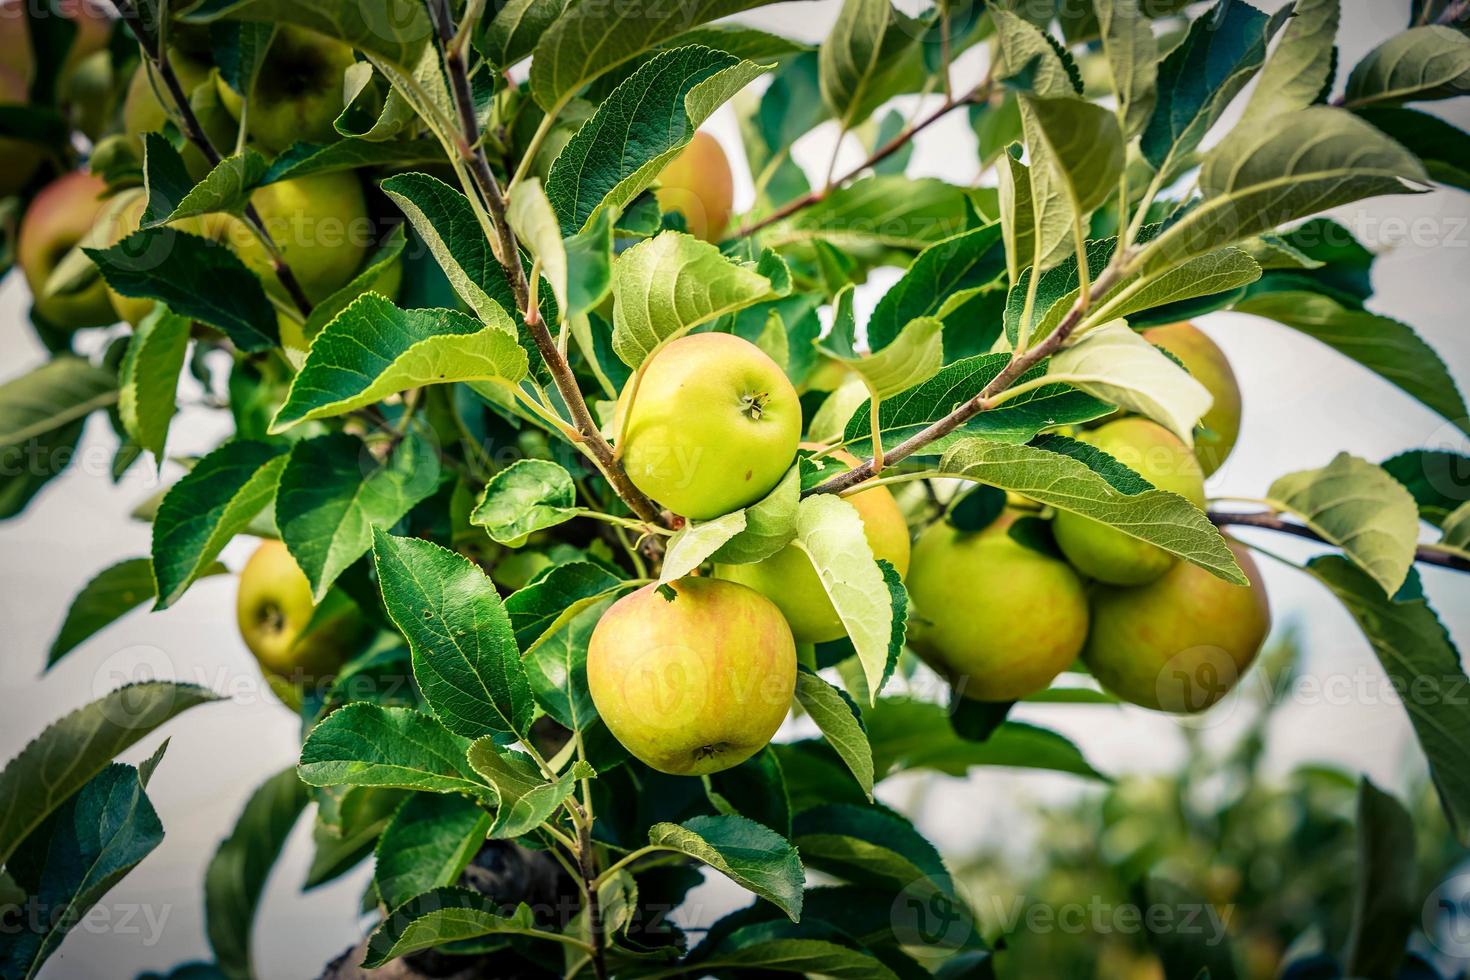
48, 558, 227, 669
1345, 778, 1417, 978
648, 814, 805, 920
298, 704, 492, 800
374, 794, 490, 912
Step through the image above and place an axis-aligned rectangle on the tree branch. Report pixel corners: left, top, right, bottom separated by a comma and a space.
806, 258, 1129, 497
424, 0, 665, 528
1209, 510, 1470, 574
110, 0, 315, 318
729, 79, 996, 241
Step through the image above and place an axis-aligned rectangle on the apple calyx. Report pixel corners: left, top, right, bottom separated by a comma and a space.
738, 391, 770, 420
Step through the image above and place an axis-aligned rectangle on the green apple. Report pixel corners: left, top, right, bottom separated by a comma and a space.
716, 447, 910, 643
906, 510, 1089, 701
587, 577, 796, 776
236, 539, 369, 684
655, 131, 733, 242
1142, 321, 1242, 477
0, 64, 43, 195
215, 26, 356, 152
1084, 539, 1270, 712
202, 170, 371, 304
121, 51, 217, 177
616, 332, 801, 520
1053, 418, 1206, 586
17, 170, 117, 328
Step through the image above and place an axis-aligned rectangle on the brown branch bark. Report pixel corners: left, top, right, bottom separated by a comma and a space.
1209, 510, 1470, 574
425, 0, 664, 528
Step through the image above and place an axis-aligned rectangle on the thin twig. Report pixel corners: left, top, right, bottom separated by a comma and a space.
728, 79, 994, 241
1209, 510, 1470, 574
573, 805, 609, 980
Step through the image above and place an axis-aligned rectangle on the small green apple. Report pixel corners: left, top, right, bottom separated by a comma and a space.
716, 447, 910, 643
1053, 418, 1206, 586
906, 510, 1089, 701
1142, 321, 1242, 477
587, 577, 797, 776
215, 26, 356, 152
616, 332, 801, 520
17, 170, 117, 329
655, 131, 733, 242
236, 539, 369, 685
1084, 539, 1270, 712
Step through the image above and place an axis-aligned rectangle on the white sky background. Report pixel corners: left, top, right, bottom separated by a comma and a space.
1, 0, 1468, 976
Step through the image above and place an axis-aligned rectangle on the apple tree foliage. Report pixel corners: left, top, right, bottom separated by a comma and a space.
1, 0, 1469, 976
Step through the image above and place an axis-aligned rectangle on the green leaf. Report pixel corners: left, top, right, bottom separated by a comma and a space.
564, 209, 615, 322
1140, 0, 1280, 179
148, 150, 268, 226
213, 21, 275, 98
505, 561, 625, 651
1023, 94, 1125, 222
841, 354, 1112, 458
372, 529, 533, 740
0, 682, 219, 867
507, 177, 568, 313
363, 889, 568, 967
992, 9, 1080, 99
1381, 450, 1470, 526
296, 226, 409, 346
1238, 0, 1340, 125
865, 697, 1110, 781
867, 225, 1006, 351
151, 440, 289, 609
818, 288, 944, 398
1095, 0, 1158, 136
693, 923, 902, 978
660, 511, 749, 582
939, 436, 1245, 583
528, 0, 788, 116
469, 459, 582, 546
521, 596, 611, 732
793, 668, 872, 801
1046, 320, 1213, 445
1233, 290, 1469, 438
710, 465, 801, 565
611, 232, 787, 367
792, 494, 895, 700
1355, 105, 1470, 192
769, 176, 973, 266
270, 294, 526, 432
261, 139, 444, 185
48, 558, 226, 669
183, 0, 432, 68
139, 134, 194, 226
1266, 453, 1421, 596
1306, 556, 1470, 843
1345, 778, 1417, 978
466, 740, 588, 838
298, 704, 492, 800
87, 230, 279, 352
546, 45, 770, 237
1345, 25, 1470, 107
205, 767, 309, 980
1439, 504, 1470, 558
0, 357, 117, 518
304, 786, 405, 889
1086, 246, 1263, 329
478, 0, 562, 68
648, 814, 804, 920
792, 803, 952, 898
0, 762, 165, 980
818, 0, 918, 130
276, 431, 442, 601
118, 308, 189, 464
374, 794, 490, 913
1138, 107, 1428, 276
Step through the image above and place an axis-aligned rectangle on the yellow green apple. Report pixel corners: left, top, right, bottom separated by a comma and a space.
1084, 539, 1270, 712
616, 332, 801, 520
236, 539, 369, 684
715, 447, 909, 643
215, 26, 356, 152
1142, 321, 1242, 477
1052, 418, 1206, 586
655, 131, 733, 242
586, 577, 797, 775
17, 169, 117, 328
906, 510, 1089, 701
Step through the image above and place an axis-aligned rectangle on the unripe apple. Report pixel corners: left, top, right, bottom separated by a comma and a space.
906, 510, 1089, 701
236, 540, 369, 685
1084, 539, 1270, 712
654, 131, 733, 242
1052, 418, 1206, 586
715, 447, 909, 643
586, 577, 797, 776
215, 26, 356, 152
616, 332, 801, 520
1143, 321, 1242, 476
17, 170, 117, 329
200, 171, 371, 304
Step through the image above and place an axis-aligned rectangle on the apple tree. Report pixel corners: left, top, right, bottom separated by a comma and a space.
2, 0, 1469, 976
